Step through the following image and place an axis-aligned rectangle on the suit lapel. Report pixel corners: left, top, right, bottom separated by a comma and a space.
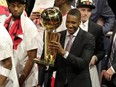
70, 29, 84, 52
110, 29, 116, 49
108, 29, 116, 59
60, 29, 85, 53
60, 30, 67, 49
111, 30, 116, 64
88, 21, 94, 33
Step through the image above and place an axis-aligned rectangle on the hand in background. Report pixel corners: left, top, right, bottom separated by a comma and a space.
29, 12, 40, 20
100, 70, 112, 82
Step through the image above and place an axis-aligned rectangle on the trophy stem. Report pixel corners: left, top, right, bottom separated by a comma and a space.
33, 7, 62, 67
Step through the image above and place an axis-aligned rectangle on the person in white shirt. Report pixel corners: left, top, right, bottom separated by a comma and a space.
0, 23, 19, 87
0, 0, 9, 24
5, 0, 39, 86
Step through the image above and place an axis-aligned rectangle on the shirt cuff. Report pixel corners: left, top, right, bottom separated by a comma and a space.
63, 51, 69, 59
111, 66, 115, 73
0, 66, 10, 77
94, 55, 98, 62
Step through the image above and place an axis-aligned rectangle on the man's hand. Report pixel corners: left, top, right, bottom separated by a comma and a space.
106, 67, 114, 75
49, 41, 66, 56
29, 12, 40, 20
101, 69, 113, 82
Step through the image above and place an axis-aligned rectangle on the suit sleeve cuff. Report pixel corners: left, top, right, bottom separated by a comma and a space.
94, 55, 98, 62
111, 66, 115, 73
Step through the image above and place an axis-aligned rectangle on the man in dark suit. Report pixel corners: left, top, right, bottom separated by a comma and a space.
77, 0, 105, 86
90, 0, 115, 73
38, 9, 95, 87
77, 0, 105, 68
101, 26, 116, 87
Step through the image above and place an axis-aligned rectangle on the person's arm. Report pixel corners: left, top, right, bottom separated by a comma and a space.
100, 0, 115, 34
90, 25, 105, 66
0, 57, 12, 86
19, 49, 37, 86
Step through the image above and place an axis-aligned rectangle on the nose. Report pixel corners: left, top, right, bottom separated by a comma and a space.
67, 23, 73, 28
84, 10, 88, 15
14, 6, 18, 11
83, 10, 87, 15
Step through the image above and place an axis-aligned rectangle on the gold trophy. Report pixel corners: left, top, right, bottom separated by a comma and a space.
34, 7, 62, 66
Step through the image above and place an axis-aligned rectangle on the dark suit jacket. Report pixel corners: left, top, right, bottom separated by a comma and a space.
38, 28, 95, 87
88, 21, 105, 63
103, 27, 116, 87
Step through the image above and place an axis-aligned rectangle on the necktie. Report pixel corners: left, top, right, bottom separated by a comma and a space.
109, 34, 116, 66
65, 35, 74, 52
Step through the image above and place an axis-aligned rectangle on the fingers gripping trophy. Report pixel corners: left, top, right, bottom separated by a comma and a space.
34, 7, 62, 67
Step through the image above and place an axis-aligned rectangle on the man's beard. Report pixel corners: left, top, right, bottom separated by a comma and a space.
12, 15, 20, 20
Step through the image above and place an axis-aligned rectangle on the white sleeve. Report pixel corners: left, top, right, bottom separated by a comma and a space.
0, 45, 12, 61
0, 37, 12, 61
63, 51, 69, 59
0, 35, 13, 61
111, 66, 115, 73
23, 17, 38, 51
0, 66, 11, 77
0, 27, 13, 77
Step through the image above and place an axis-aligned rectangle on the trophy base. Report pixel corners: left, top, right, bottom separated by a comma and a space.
33, 58, 54, 67
48, 63, 54, 67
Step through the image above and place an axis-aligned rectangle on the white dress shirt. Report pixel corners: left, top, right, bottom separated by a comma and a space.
63, 28, 80, 58
80, 20, 89, 32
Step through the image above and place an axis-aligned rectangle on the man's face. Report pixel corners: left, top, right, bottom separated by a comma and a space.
77, 7, 92, 23
8, 2, 25, 19
66, 14, 81, 35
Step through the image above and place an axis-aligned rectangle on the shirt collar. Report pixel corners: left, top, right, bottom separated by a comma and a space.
80, 20, 89, 31
81, 20, 89, 27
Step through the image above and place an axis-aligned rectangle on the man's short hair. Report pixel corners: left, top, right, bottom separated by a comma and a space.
7, 0, 26, 4
67, 9, 81, 20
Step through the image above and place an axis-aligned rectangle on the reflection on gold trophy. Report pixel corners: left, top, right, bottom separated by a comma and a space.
34, 7, 62, 66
